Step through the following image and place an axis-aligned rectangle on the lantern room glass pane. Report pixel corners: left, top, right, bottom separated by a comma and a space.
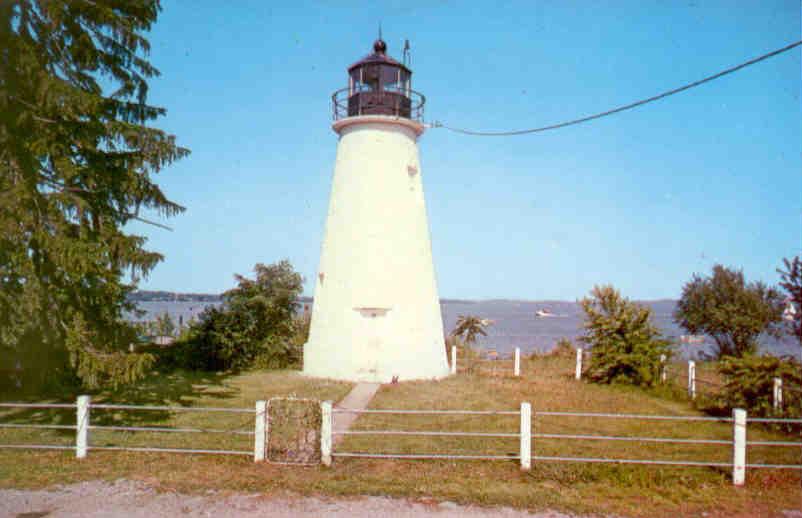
362, 64, 380, 90
400, 70, 411, 96
349, 69, 361, 94
380, 65, 400, 91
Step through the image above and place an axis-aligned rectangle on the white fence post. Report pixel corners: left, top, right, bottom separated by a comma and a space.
514, 348, 521, 377
575, 348, 583, 380
773, 378, 783, 412
732, 408, 746, 486
660, 354, 667, 383
688, 360, 696, 400
321, 400, 332, 467
520, 402, 531, 471
76, 395, 90, 459
450, 345, 457, 375
254, 400, 266, 462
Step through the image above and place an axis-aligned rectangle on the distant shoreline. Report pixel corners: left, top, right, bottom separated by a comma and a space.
128, 290, 676, 305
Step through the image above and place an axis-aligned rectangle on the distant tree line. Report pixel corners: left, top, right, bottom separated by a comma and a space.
129, 291, 222, 303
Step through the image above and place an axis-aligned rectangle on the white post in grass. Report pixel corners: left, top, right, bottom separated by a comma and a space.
575, 348, 583, 380
773, 378, 783, 412
76, 395, 90, 459
254, 400, 266, 462
450, 345, 457, 375
520, 402, 531, 471
320, 400, 332, 467
732, 408, 746, 486
660, 354, 667, 383
688, 360, 696, 400
514, 347, 521, 377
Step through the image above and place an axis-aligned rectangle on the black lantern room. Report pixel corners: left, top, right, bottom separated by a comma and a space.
332, 39, 425, 121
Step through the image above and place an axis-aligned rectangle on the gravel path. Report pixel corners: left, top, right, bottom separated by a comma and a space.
0, 480, 582, 518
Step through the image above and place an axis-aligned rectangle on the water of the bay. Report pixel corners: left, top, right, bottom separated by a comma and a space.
132, 299, 798, 360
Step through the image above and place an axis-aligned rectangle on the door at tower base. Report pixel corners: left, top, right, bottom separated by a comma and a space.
303, 115, 450, 383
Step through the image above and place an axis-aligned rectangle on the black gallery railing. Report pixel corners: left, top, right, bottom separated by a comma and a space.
332, 86, 425, 122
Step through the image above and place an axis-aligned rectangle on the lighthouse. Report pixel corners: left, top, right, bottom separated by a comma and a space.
303, 38, 449, 382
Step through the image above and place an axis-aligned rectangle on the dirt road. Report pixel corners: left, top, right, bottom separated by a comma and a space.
0, 479, 581, 518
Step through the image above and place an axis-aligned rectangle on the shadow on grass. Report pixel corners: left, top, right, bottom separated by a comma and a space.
0, 368, 239, 433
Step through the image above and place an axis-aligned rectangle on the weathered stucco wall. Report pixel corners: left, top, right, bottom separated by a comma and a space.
303, 115, 449, 382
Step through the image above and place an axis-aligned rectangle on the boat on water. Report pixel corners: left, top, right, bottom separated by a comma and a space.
783, 300, 797, 322
535, 309, 555, 318
680, 335, 705, 344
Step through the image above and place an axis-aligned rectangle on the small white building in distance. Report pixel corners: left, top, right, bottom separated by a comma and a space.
303, 38, 450, 383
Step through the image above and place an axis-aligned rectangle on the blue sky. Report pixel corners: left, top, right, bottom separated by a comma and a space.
129, 1, 801, 300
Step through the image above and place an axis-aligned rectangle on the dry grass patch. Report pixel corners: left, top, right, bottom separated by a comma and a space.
1, 359, 800, 517
337, 355, 801, 516
0, 369, 352, 465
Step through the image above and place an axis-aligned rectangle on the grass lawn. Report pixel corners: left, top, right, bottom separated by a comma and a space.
1, 358, 800, 517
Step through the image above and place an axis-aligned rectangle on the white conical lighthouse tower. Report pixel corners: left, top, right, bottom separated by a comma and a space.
303, 38, 449, 383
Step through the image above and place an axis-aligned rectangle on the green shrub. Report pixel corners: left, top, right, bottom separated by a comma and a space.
580, 285, 672, 386
716, 354, 802, 417
254, 314, 308, 370
152, 260, 304, 372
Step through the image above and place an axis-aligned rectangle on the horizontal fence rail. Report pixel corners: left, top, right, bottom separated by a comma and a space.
449, 346, 523, 377
0, 423, 76, 430
91, 404, 254, 413
333, 408, 520, 415
0, 403, 76, 409
747, 440, 802, 447
0, 397, 261, 460
745, 463, 802, 469
532, 456, 733, 468
748, 417, 802, 424
88, 446, 252, 456
534, 433, 732, 445
332, 452, 518, 460
88, 425, 254, 435
336, 430, 518, 437
0, 444, 76, 451
535, 411, 733, 422
326, 402, 802, 485
3, 395, 801, 483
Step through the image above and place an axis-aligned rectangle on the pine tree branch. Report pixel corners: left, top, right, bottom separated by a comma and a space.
37, 172, 174, 231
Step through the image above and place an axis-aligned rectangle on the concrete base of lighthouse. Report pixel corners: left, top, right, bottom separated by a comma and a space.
303, 115, 449, 383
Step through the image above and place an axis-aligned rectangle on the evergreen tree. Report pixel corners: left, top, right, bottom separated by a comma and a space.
0, 1, 187, 388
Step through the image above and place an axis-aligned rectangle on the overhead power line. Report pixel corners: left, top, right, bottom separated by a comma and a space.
432, 39, 802, 137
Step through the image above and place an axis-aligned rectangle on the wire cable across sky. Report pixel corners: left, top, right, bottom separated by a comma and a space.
432, 39, 802, 137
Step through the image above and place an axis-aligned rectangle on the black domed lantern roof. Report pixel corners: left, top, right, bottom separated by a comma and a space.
347, 38, 410, 74
332, 38, 425, 121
